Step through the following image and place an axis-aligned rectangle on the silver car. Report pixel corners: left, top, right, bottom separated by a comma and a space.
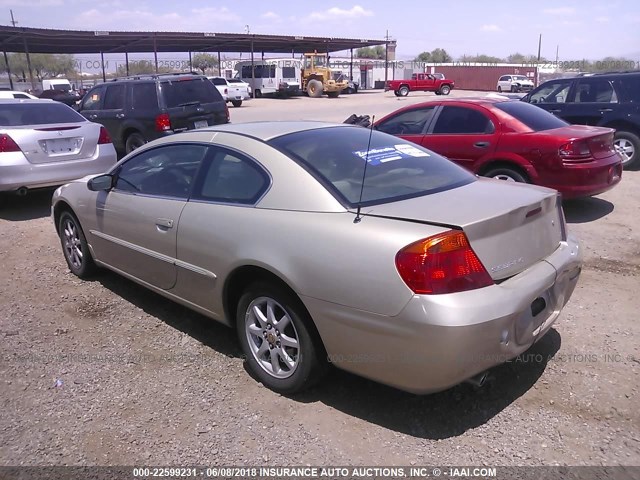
52, 122, 582, 394
0, 99, 116, 195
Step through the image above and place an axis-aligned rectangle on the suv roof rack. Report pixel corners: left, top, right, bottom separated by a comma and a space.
591, 70, 640, 76
109, 71, 201, 81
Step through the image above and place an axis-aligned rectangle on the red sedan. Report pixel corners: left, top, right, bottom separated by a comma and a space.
374, 97, 622, 198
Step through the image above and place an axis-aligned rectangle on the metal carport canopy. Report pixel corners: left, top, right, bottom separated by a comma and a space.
0, 25, 388, 54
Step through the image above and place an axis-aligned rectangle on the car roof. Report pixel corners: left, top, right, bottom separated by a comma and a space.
0, 98, 54, 103
193, 121, 357, 141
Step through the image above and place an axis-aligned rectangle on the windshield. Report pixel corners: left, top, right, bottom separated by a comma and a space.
269, 126, 475, 207
161, 78, 222, 107
495, 100, 569, 131
0, 102, 86, 126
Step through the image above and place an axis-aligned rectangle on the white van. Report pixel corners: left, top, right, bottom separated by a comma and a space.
235, 59, 301, 97
42, 78, 73, 92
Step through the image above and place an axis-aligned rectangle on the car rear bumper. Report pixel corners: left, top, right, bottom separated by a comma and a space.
542, 155, 622, 199
0, 145, 117, 192
303, 235, 581, 394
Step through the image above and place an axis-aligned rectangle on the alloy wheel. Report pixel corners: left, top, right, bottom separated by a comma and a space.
62, 218, 84, 269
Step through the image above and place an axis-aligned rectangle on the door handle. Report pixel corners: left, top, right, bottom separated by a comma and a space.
156, 218, 174, 229
88, 114, 97, 119
548, 109, 562, 113
600, 108, 613, 113
474, 141, 490, 148
115, 113, 125, 118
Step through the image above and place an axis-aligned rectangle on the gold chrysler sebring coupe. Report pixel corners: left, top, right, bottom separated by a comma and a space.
52, 122, 582, 394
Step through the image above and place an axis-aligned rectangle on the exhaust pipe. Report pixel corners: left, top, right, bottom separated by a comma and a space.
466, 371, 489, 388
15, 187, 28, 197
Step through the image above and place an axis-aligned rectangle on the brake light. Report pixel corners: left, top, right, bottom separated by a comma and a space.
395, 230, 494, 294
559, 140, 591, 160
224, 88, 228, 95
97, 126, 112, 144
0, 133, 21, 153
155, 113, 172, 132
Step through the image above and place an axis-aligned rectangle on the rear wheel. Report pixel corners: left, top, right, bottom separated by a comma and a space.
398, 85, 410, 96
484, 166, 529, 183
327, 91, 340, 98
613, 131, 639, 169
307, 80, 323, 98
439, 84, 451, 95
253, 89, 262, 98
58, 210, 97, 278
231, 100, 242, 107
125, 132, 145, 154
236, 282, 327, 394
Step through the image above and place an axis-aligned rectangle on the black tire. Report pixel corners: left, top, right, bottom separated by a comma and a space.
125, 132, 146, 154
497, 86, 503, 93
435, 91, 442, 95
398, 85, 410, 97
58, 210, 97, 278
327, 91, 340, 98
394, 91, 401, 97
236, 282, 327, 394
511, 85, 518, 93
613, 130, 640, 170
484, 166, 529, 183
439, 84, 451, 95
254, 89, 262, 98
231, 100, 242, 107
307, 79, 323, 98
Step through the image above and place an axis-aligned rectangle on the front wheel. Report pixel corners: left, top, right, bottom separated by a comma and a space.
497, 86, 503, 93
398, 85, 410, 97
231, 100, 243, 107
484, 166, 529, 183
439, 84, 451, 95
59, 211, 97, 278
236, 282, 326, 394
307, 80, 323, 98
613, 131, 640, 169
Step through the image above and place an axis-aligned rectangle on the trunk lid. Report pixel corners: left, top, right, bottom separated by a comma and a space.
6, 122, 101, 164
353, 179, 565, 280
536, 125, 617, 160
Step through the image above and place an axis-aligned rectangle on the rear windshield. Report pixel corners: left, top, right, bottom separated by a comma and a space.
616, 75, 640, 102
209, 78, 227, 86
0, 102, 86, 126
269, 126, 475, 207
161, 78, 223, 107
496, 100, 569, 131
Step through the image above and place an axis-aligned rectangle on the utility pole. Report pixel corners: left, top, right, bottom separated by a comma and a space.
536, 34, 542, 87
384, 29, 390, 85
555, 45, 559, 64
10, 9, 17, 26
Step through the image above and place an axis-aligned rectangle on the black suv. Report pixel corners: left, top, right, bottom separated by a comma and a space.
521, 71, 640, 169
77, 73, 229, 155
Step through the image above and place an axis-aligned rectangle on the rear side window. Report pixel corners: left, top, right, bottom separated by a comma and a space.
131, 83, 158, 110
161, 78, 222, 107
269, 126, 475, 207
616, 75, 640, 102
573, 78, 618, 103
103, 84, 126, 109
495, 101, 569, 131
432, 106, 495, 134
0, 103, 86, 126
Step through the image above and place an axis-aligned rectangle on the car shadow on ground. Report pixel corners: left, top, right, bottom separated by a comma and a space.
295, 328, 562, 440
92, 271, 241, 359
563, 197, 614, 224
0, 189, 55, 221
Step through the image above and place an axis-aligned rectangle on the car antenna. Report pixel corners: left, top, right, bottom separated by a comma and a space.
354, 115, 375, 224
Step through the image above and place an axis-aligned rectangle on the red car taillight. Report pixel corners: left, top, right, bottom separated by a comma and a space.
0, 133, 21, 153
395, 230, 494, 295
559, 140, 591, 161
97, 126, 112, 144
155, 113, 172, 132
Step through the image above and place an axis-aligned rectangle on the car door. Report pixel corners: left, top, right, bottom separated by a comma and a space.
96, 83, 126, 141
77, 85, 106, 123
420, 104, 499, 171
89, 143, 210, 290
559, 77, 620, 126
171, 147, 271, 315
524, 79, 573, 117
375, 106, 438, 145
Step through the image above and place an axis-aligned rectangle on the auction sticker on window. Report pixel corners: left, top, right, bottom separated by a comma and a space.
353, 144, 429, 166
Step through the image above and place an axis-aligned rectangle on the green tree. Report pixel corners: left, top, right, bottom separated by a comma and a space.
2, 53, 76, 82
430, 48, 452, 63
115, 60, 172, 76
415, 51, 431, 62
458, 54, 505, 63
507, 52, 526, 63
356, 46, 385, 59
191, 53, 218, 75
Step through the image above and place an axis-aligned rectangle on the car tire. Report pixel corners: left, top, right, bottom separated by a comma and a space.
439, 84, 451, 95
307, 79, 323, 98
231, 100, 242, 107
398, 85, 410, 97
484, 166, 529, 183
236, 282, 327, 394
435, 91, 442, 95
327, 91, 340, 98
58, 210, 97, 279
497, 86, 503, 93
511, 85, 518, 93
125, 132, 146, 154
393, 91, 401, 97
613, 131, 640, 170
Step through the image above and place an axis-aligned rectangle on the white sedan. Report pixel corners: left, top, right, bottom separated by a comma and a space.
0, 90, 39, 100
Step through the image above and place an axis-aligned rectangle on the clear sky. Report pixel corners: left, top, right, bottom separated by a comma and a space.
3, 0, 640, 61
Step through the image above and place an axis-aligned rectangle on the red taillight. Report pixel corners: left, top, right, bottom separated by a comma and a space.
0, 133, 21, 153
224, 88, 228, 95
155, 113, 172, 132
395, 230, 494, 295
97, 126, 112, 144
559, 140, 591, 160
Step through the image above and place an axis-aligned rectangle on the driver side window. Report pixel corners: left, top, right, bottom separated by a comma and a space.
114, 144, 209, 199
376, 107, 436, 135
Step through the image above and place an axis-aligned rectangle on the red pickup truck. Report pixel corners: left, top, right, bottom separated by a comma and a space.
385, 73, 455, 97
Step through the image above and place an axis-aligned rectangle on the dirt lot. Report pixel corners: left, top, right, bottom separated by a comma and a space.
1, 91, 639, 467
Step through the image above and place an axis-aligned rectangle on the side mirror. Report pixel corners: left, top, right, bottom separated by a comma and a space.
87, 174, 114, 191
521, 94, 531, 103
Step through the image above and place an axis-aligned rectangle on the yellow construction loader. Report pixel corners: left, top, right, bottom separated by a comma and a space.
301, 52, 348, 98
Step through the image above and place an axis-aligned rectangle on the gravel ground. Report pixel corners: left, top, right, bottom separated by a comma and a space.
1, 91, 639, 467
